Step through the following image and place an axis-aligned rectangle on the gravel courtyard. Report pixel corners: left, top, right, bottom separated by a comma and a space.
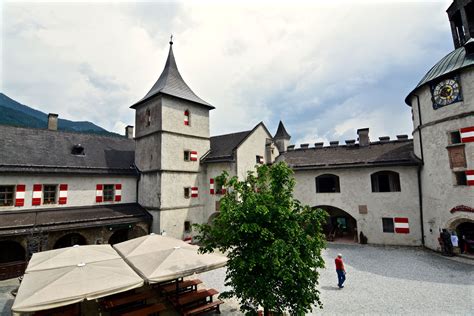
1, 243, 473, 315
197, 243, 474, 315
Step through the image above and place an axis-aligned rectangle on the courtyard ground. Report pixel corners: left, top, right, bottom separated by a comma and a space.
1, 243, 473, 315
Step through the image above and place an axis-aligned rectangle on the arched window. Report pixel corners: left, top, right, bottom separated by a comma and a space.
316, 174, 340, 193
53, 233, 87, 249
184, 110, 190, 126
146, 109, 151, 127
371, 171, 401, 192
0, 241, 25, 263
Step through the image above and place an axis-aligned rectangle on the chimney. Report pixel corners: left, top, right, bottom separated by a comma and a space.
300, 143, 309, 149
345, 139, 356, 146
396, 134, 408, 140
357, 128, 369, 147
329, 141, 339, 147
287, 145, 295, 151
314, 142, 324, 148
379, 136, 390, 143
48, 113, 58, 131
125, 125, 134, 139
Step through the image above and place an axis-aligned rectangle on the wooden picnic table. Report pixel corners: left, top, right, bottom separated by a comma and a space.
175, 288, 218, 307
102, 289, 156, 310
118, 302, 166, 316
159, 279, 202, 295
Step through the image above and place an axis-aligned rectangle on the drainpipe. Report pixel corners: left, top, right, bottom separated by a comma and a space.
414, 94, 425, 247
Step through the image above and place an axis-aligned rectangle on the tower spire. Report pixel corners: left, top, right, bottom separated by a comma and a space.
169, 34, 173, 46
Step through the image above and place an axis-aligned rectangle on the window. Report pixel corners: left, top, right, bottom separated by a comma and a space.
184, 151, 190, 161
146, 109, 151, 127
103, 185, 115, 202
315, 174, 340, 193
449, 131, 462, 144
184, 110, 190, 126
371, 171, 401, 192
215, 180, 225, 195
382, 218, 394, 233
256, 155, 264, 164
454, 172, 467, 186
43, 185, 57, 204
0, 186, 14, 206
184, 221, 191, 232
184, 187, 191, 199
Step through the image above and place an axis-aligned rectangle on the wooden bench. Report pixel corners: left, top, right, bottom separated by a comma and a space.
176, 289, 218, 307
102, 290, 156, 310
182, 300, 224, 316
32, 304, 79, 316
159, 279, 202, 295
118, 302, 166, 316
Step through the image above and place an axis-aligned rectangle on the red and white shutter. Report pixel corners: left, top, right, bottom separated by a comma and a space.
394, 217, 409, 234
184, 110, 189, 126
460, 126, 474, 143
115, 184, 122, 202
210, 178, 215, 195
190, 151, 198, 161
466, 170, 474, 186
221, 186, 227, 195
32, 184, 42, 206
15, 184, 25, 207
58, 184, 68, 205
191, 187, 198, 198
96, 184, 103, 203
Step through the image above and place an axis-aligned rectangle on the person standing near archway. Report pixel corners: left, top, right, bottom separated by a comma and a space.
335, 253, 346, 289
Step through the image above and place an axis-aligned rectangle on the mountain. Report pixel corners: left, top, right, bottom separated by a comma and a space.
0, 93, 119, 136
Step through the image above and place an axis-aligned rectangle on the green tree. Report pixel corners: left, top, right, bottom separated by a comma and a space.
194, 162, 328, 315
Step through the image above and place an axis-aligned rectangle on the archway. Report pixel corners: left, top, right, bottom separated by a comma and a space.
108, 229, 129, 245
53, 233, 87, 249
0, 241, 26, 280
455, 221, 474, 254
315, 205, 358, 243
207, 212, 220, 224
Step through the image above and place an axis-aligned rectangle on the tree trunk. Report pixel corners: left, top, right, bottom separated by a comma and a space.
264, 307, 270, 316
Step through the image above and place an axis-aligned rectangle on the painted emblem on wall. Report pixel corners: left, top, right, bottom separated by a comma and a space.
431, 76, 462, 109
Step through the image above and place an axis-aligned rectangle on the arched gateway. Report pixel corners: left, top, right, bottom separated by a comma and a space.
315, 205, 358, 243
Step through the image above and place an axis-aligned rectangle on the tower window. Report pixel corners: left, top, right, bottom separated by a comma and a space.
371, 171, 401, 192
449, 131, 461, 144
184, 110, 190, 126
315, 174, 340, 193
454, 172, 467, 186
184, 187, 191, 199
146, 109, 151, 127
0, 186, 14, 206
184, 151, 190, 161
103, 184, 115, 202
43, 185, 58, 204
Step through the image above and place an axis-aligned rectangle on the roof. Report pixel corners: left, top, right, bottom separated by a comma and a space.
277, 140, 420, 170
131, 42, 214, 109
405, 38, 474, 105
274, 121, 291, 139
203, 130, 252, 162
0, 203, 152, 236
0, 125, 137, 175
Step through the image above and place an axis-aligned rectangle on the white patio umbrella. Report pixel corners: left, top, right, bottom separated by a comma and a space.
12, 244, 144, 313
113, 234, 228, 283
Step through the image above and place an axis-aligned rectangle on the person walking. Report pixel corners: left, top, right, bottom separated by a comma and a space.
335, 253, 346, 289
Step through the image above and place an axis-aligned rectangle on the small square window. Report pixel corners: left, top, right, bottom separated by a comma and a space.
184, 187, 191, 199
454, 172, 467, 186
449, 131, 461, 144
382, 217, 394, 233
184, 151, 190, 161
0, 186, 14, 206
256, 155, 264, 164
103, 184, 115, 202
43, 185, 57, 204
184, 220, 191, 232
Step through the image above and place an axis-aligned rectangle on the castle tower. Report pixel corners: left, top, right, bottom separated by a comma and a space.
405, 2, 474, 250
274, 121, 291, 153
447, 0, 473, 48
131, 39, 214, 238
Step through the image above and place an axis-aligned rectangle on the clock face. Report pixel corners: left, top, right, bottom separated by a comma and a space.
431, 77, 462, 109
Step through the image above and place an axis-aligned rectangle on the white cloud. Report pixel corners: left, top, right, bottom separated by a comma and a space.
1, 0, 454, 139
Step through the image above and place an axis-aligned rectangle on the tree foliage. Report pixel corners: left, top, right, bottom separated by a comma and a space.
194, 162, 328, 315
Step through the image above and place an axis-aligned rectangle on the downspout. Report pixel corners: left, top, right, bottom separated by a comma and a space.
414, 94, 425, 247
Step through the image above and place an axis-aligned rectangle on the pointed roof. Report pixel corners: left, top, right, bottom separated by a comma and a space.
131, 41, 214, 109
274, 121, 291, 139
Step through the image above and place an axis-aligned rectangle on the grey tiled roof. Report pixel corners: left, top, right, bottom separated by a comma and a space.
0, 203, 151, 236
274, 121, 290, 139
406, 38, 474, 105
0, 125, 137, 175
131, 44, 214, 109
277, 140, 419, 169
202, 130, 252, 162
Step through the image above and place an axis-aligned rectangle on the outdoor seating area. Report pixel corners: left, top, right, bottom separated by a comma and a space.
11, 234, 228, 316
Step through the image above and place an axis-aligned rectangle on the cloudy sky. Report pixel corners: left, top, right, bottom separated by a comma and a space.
1, 0, 454, 145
